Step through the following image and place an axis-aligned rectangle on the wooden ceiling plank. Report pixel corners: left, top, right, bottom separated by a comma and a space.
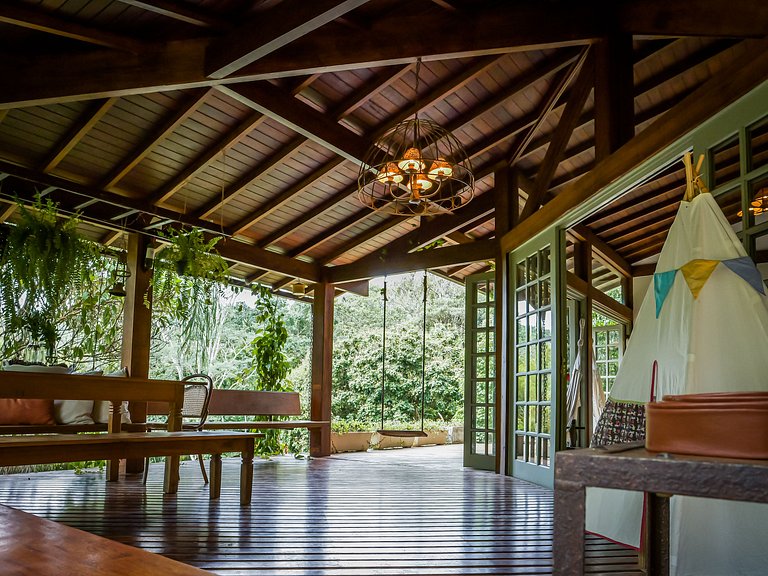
520, 51, 594, 220
317, 216, 410, 265
240, 3, 599, 78
41, 98, 118, 174
508, 48, 590, 166
116, 0, 232, 29
634, 39, 741, 98
253, 183, 354, 247
330, 190, 496, 273
329, 239, 498, 283
0, 110, 8, 124
220, 83, 368, 162
232, 158, 344, 237
500, 37, 768, 257
147, 111, 266, 206
195, 136, 306, 220
632, 262, 657, 276
617, 0, 768, 37
0, 3, 146, 53
206, 0, 373, 79
101, 87, 213, 190
0, 159, 233, 237
333, 64, 412, 120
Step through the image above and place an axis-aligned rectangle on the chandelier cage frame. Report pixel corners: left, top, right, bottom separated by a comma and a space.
357, 118, 475, 216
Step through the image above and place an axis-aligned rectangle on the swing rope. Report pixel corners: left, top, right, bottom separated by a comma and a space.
378, 272, 429, 438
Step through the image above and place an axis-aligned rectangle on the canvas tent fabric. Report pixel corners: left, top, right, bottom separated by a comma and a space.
585, 192, 768, 576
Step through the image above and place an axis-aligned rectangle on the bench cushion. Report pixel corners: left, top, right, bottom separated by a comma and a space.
54, 399, 95, 425
0, 399, 56, 425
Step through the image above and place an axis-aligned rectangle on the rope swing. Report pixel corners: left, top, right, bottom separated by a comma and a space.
378, 272, 428, 438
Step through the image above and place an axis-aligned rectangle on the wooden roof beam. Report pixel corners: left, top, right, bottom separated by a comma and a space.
520, 50, 593, 219
195, 136, 307, 220
500, 37, 768, 257
329, 239, 498, 283
116, 0, 232, 29
220, 83, 368, 163
239, 2, 599, 78
101, 88, 214, 190
206, 0, 372, 79
508, 49, 590, 166
41, 98, 118, 174
316, 217, 412, 266
147, 111, 266, 206
570, 224, 631, 278
0, 3, 147, 53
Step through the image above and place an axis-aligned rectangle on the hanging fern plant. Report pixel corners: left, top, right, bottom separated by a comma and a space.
0, 197, 98, 362
149, 227, 232, 373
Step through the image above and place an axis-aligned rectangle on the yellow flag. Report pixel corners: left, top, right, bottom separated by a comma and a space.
680, 259, 719, 299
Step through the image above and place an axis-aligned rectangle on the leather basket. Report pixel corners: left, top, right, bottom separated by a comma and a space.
646, 392, 768, 459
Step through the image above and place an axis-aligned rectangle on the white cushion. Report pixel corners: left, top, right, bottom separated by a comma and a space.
54, 400, 95, 425
3, 364, 70, 374
92, 368, 131, 424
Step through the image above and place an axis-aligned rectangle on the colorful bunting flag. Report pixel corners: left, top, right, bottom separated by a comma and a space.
722, 256, 766, 295
654, 270, 677, 318
680, 259, 719, 299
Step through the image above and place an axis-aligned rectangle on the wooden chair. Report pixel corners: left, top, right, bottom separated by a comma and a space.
143, 374, 213, 484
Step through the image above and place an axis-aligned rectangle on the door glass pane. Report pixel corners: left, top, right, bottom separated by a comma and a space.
513, 242, 555, 475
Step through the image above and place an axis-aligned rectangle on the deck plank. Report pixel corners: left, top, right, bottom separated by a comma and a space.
0, 445, 641, 575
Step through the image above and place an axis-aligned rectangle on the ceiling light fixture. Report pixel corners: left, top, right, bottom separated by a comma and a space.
357, 59, 474, 215
738, 187, 768, 218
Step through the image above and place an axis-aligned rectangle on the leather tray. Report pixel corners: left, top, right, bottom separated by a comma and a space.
646, 392, 768, 459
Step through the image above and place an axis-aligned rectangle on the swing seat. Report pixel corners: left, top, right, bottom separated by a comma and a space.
377, 429, 428, 438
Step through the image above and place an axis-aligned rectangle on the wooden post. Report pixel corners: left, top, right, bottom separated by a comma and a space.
310, 281, 333, 457
495, 166, 516, 474
594, 34, 634, 163
121, 232, 153, 474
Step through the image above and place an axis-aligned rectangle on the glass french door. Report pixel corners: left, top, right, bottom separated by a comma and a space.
464, 272, 496, 471
509, 228, 564, 488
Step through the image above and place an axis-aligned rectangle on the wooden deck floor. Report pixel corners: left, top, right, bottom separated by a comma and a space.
0, 445, 641, 575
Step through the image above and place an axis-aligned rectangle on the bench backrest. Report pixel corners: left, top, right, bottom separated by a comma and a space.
0, 372, 185, 431
146, 389, 302, 417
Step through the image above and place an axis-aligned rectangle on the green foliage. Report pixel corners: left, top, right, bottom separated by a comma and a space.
332, 273, 465, 429
0, 197, 119, 365
239, 286, 291, 392
149, 227, 233, 378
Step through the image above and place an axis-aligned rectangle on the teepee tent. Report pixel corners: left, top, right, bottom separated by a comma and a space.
585, 163, 768, 575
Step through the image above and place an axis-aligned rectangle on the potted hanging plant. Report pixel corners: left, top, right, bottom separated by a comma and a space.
149, 227, 231, 375
0, 197, 97, 363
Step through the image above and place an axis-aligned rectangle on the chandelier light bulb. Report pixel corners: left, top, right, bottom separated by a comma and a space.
429, 159, 453, 180
397, 147, 425, 173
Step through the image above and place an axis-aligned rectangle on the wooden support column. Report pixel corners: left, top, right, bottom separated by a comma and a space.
310, 282, 333, 457
121, 232, 153, 474
494, 167, 516, 474
594, 34, 634, 162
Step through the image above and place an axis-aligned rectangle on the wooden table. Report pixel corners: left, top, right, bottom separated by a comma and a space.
553, 447, 768, 575
0, 431, 258, 505
0, 504, 214, 575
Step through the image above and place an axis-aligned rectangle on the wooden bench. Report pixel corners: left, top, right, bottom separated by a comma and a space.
0, 431, 257, 505
147, 389, 329, 432
0, 372, 256, 503
0, 503, 214, 575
